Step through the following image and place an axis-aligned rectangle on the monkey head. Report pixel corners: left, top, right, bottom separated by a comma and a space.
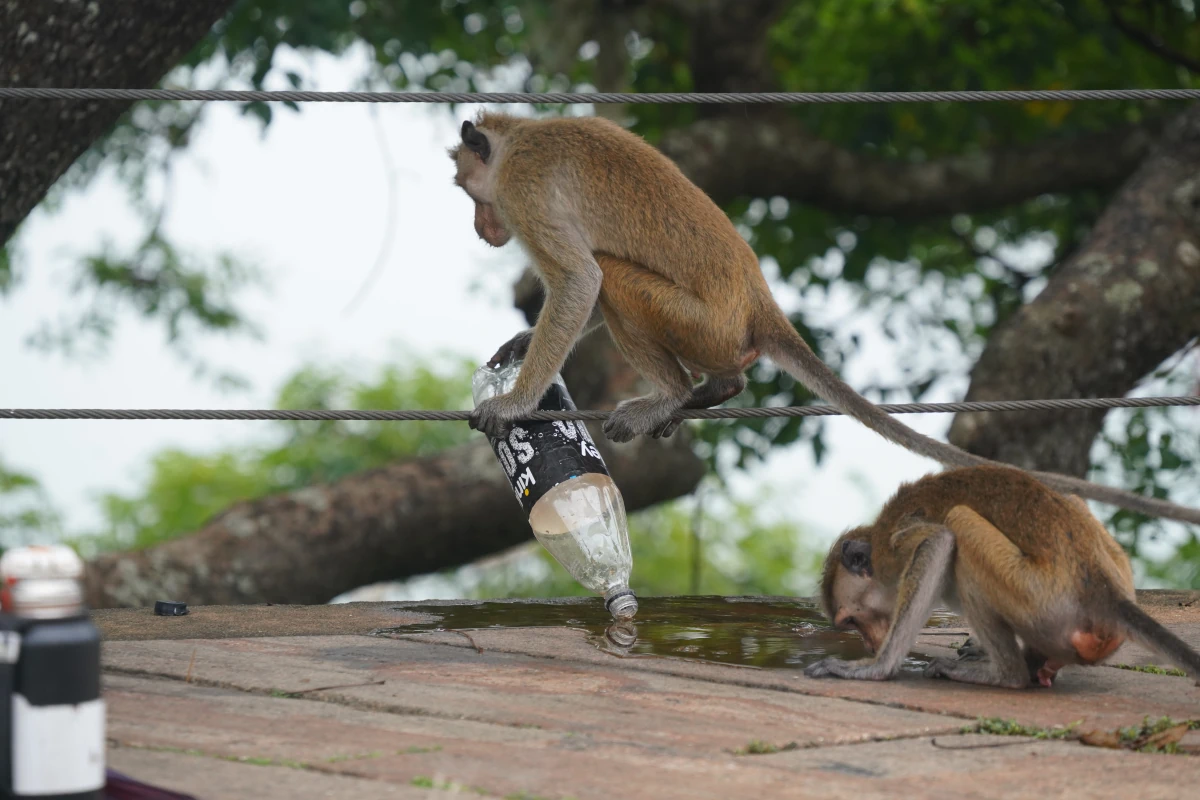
448, 119, 511, 247
818, 530, 894, 655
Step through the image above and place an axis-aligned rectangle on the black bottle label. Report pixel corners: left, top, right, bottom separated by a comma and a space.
485, 382, 609, 515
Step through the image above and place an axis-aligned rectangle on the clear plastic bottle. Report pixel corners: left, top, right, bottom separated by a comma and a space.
472, 359, 638, 620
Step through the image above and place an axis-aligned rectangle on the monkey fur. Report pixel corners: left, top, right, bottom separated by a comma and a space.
805, 465, 1200, 689
448, 111, 1200, 527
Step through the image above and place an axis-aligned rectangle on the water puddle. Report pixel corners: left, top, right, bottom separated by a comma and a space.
375, 596, 961, 671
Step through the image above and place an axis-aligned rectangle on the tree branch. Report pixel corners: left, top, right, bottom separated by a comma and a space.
1104, 0, 1200, 74
948, 103, 1200, 475
0, 1, 234, 245
83, 429, 704, 608
658, 114, 1161, 217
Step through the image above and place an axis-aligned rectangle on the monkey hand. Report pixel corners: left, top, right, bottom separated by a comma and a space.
803, 657, 892, 681
469, 392, 534, 438
487, 329, 535, 368
955, 637, 987, 662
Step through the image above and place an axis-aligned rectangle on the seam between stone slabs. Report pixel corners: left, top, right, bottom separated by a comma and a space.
115, 632, 1187, 735
373, 631, 987, 725
102, 663, 967, 753
103, 673, 971, 773
105, 739, 417, 787
381, 628, 1200, 719
117, 629, 1179, 734
104, 734, 944, 796
102, 665, 541, 729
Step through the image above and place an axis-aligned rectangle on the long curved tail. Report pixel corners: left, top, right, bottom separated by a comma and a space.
756, 309, 1200, 526
1114, 598, 1200, 684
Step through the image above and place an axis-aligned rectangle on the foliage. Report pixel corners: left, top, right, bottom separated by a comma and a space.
0, 243, 13, 295
25, 232, 263, 388
969, 717, 1081, 740
105, 0, 1195, 479
1089, 348, 1200, 584
4, 0, 1200, 581
732, 740, 799, 756
0, 459, 63, 556
74, 352, 476, 556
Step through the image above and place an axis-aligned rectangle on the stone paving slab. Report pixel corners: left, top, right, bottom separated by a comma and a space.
95, 594, 1200, 799
104, 637, 960, 749
103, 674, 803, 800
104, 674, 1198, 800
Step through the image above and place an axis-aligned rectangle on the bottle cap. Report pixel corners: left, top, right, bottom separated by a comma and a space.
154, 600, 189, 616
1, 545, 86, 618
0, 544, 84, 581
604, 587, 638, 621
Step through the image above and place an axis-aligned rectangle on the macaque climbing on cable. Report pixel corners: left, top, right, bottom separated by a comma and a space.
804, 465, 1200, 688
447, 110, 1200, 526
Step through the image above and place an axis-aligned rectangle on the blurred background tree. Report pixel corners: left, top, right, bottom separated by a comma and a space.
1, 0, 1197, 597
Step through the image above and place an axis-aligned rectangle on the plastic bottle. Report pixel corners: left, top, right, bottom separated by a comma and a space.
472, 358, 638, 620
0, 544, 104, 799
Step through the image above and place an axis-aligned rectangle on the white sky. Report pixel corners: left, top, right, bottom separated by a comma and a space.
1, 47, 979, 586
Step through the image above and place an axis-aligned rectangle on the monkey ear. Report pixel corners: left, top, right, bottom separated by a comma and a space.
841, 539, 872, 577
461, 121, 491, 162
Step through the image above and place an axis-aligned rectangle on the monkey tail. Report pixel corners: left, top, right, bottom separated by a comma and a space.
753, 307, 1200, 526
1113, 598, 1200, 685
756, 309, 988, 470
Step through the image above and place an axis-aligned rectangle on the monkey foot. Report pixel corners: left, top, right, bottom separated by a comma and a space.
602, 398, 680, 443
923, 656, 1031, 689
469, 394, 528, 438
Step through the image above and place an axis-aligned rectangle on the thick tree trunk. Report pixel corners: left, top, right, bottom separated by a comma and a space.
0, 0, 234, 245
83, 426, 705, 608
948, 104, 1200, 476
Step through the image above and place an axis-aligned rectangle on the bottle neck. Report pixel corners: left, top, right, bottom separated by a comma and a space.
604, 586, 638, 620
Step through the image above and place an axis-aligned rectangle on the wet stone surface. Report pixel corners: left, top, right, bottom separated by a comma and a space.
371, 595, 960, 671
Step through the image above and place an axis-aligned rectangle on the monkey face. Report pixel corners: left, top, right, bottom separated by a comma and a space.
825, 537, 893, 654
829, 568, 893, 654
450, 121, 510, 246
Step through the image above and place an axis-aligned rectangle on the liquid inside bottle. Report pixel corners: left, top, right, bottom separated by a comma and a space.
472, 359, 638, 620
528, 473, 634, 606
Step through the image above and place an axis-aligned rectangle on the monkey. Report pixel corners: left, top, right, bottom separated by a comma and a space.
803, 464, 1200, 689
448, 110, 1200, 527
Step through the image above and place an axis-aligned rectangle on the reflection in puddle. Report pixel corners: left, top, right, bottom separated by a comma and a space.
376, 596, 960, 671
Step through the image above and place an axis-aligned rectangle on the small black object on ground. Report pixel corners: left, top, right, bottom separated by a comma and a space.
153, 601, 188, 617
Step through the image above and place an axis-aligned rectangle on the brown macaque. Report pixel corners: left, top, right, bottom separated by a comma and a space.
448, 111, 1200, 526
805, 465, 1200, 689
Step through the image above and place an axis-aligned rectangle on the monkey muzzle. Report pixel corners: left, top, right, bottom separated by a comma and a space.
474, 202, 511, 247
